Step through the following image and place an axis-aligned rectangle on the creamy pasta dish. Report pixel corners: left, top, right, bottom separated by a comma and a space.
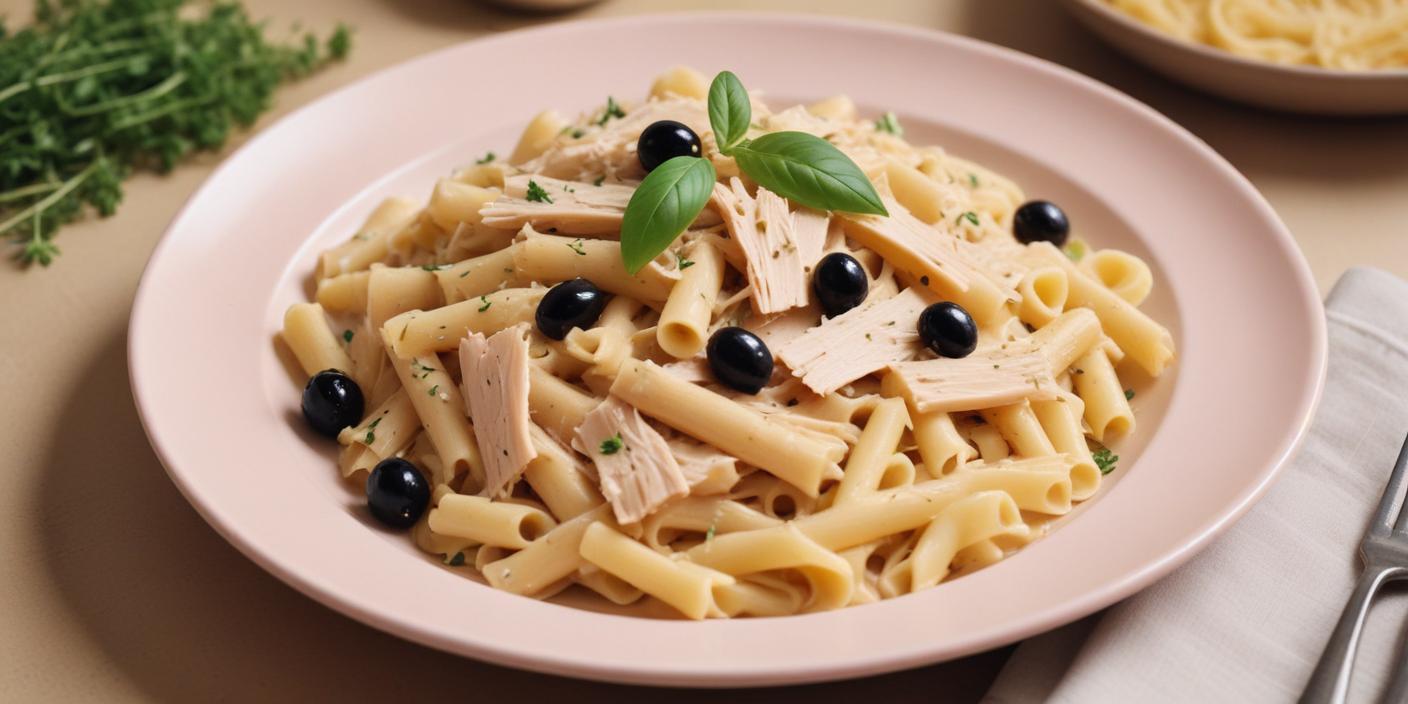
1105, 0, 1408, 69
281, 66, 1175, 619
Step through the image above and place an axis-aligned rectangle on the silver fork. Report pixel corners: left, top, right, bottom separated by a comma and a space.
1301, 433, 1408, 704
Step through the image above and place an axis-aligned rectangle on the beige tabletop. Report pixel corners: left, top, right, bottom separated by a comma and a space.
3, 1, 1405, 701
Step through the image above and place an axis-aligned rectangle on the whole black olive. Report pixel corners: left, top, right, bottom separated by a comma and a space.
301, 369, 364, 439
918, 302, 978, 359
366, 458, 431, 529
812, 252, 869, 318
637, 120, 702, 172
706, 327, 774, 395
1013, 200, 1070, 246
536, 278, 609, 340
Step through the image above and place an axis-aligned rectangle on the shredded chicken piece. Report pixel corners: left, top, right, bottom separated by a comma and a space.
710, 178, 817, 314
888, 343, 1059, 414
573, 397, 689, 524
667, 439, 741, 495
839, 196, 1017, 321
478, 174, 634, 235
521, 97, 711, 182
460, 324, 539, 498
776, 288, 928, 395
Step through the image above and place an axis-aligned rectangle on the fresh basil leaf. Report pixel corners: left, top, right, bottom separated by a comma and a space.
731, 132, 887, 215
620, 156, 717, 274
708, 71, 751, 154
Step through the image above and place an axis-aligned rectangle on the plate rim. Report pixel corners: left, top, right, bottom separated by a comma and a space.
127, 11, 1329, 687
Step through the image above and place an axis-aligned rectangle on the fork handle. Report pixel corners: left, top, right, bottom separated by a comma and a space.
1300, 567, 1400, 704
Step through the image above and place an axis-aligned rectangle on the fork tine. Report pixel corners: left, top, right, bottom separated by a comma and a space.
1373, 432, 1408, 534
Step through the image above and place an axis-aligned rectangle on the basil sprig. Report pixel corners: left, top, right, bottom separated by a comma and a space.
618, 71, 887, 272
732, 133, 887, 215
708, 72, 885, 216
708, 71, 751, 153
620, 156, 716, 274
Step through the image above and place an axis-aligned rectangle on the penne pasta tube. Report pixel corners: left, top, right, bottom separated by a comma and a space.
382, 287, 545, 358
578, 523, 735, 620
483, 505, 612, 596
657, 239, 725, 358
282, 302, 353, 377
794, 462, 1072, 551
1022, 241, 1174, 376
610, 359, 845, 497
513, 233, 681, 304
834, 397, 911, 505
429, 494, 557, 550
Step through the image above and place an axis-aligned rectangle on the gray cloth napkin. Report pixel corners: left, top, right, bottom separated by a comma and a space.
984, 267, 1408, 704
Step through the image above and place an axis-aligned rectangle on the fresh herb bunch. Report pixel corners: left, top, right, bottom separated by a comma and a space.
0, 0, 351, 266
620, 70, 886, 273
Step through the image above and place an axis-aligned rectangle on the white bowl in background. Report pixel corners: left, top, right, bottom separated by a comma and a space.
1064, 0, 1408, 115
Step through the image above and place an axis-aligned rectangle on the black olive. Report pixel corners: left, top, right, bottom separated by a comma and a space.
812, 252, 869, 318
301, 369, 364, 439
707, 327, 774, 394
366, 458, 431, 529
1013, 200, 1070, 246
637, 120, 701, 172
918, 302, 978, 359
536, 278, 609, 340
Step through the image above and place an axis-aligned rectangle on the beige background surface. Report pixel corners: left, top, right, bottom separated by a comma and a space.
2, 1, 1405, 702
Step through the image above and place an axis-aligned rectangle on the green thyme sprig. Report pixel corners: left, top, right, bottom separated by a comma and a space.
0, 0, 351, 266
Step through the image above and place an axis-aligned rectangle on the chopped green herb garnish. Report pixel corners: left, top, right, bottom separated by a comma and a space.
428, 384, 439, 397
478, 295, 492, 312
677, 253, 694, 270
568, 239, 586, 256
958, 211, 980, 227
564, 185, 575, 193
875, 111, 903, 137
599, 434, 623, 455
525, 179, 553, 204
1093, 447, 1118, 475
1064, 239, 1087, 262
1125, 389, 1135, 401
342, 329, 354, 343
968, 173, 979, 188
570, 128, 584, 139
0, 3, 351, 265
593, 175, 605, 186
475, 152, 496, 165
420, 263, 449, 271
445, 551, 466, 566
364, 418, 380, 445
705, 522, 717, 543
596, 96, 625, 126
459, 270, 471, 278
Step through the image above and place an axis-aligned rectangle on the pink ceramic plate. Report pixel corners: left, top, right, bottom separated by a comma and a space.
129, 14, 1326, 687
